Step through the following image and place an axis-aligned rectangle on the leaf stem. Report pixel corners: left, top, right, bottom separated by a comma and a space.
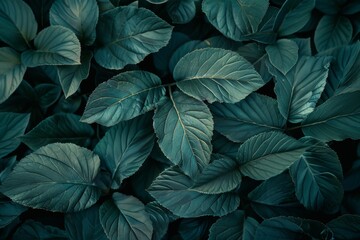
162, 82, 177, 88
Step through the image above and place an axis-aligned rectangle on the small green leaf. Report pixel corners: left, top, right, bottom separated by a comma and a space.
315, 0, 346, 15
81, 70, 166, 127
2, 143, 101, 212
13, 220, 68, 240
265, 39, 298, 75
146, 202, 177, 240
327, 214, 360, 240
208, 210, 245, 240
99, 193, 153, 240
34, 83, 62, 109
21, 26, 81, 67
0, 200, 27, 228
166, 0, 196, 24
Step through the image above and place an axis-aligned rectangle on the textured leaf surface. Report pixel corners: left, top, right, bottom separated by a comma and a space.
49, 0, 99, 45
0, 0, 37, 51
148, 167, 240, 217
0, 200, 27, 228
301, 91, 360, 141
81, 70, 166, 127
265, 39, 298, 75
0, 47, 27, 104
21, 26, 81, 67
327, 214, 360, 240
21, 113, 94, 150
2, 143, 101, 212
95, 6, 173, 70
99, 193, 153, 240
146, 202, 177, 240
270, 56, 331, 123
210, 93, 286, 142
94, 115, 155, 189
208, 210, 245, 240
153, 91, 213, 178
174, 48, 264, 103
167, 0, 195, 24
237, 131, 307, 180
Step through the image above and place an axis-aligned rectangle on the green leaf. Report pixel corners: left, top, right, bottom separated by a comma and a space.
0, 156, 17, 184
146, 202, 177, 240
315, 15, 353, 52
49, 0, 99, 45
0, 200, 27, 228
0, 112, 30, 159
269, 56, 331, 123
81, 70, 166, 127
147, 0, 168, 4
327, 214, 360, 240
0, 47, 27, 104
301, 91, 360, 141
94, 114, 155, 189
1, 143, 101, 212
273, 0, 315, 36
34, 83, 62, 109
315, 0, 346, 15
265, 39, 299, 75
237, 131, 307, 180
191, 154, 242, 194
13, 220, 68, 240
212, 132, 241, 159
178, 217, 214, 240
202, 0, 269, 41
173, 48, 264, 103
148, 167, 240, 217
210, 93, 286, 142
94, 6, 173, 70
20, 113, 94, 150
208, 210, 245, 240
65, 205, 107, 240
153, 91, 213, 178
166, 0, 195, 24
0, 0, 37, 51
57, 50, 93, 98
99, 193, 153, 240
21, 26, 81, 67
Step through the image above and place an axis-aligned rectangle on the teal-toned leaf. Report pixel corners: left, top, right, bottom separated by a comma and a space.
202, 0, 269, 41
57, 50, 93, 98
174, 48, 264, 103
21, 113, 94, 150
327, 214, 360, 240
341, 0, 360, 15
301, 91, 360, 141
148, 167, 240, 217
147, 0, 168, 4
343, 160, 360, 191
0, 156, 17, 184
94, 6, 173, 70
243, 217, 259, 240
208, 210, 245, 240
269, 56, 331, 123
210, 93, 286, 142
290, 138, 344, 213
237, 131, 307, 180
100, 193, 153, 240
65, 205, 107, 240
49, 0, 99, 45
0, 47, 26, 104
292, 38, 312, 56
94, 114, 155, 189
212, 132, 241, 159
191, 154, 242, 194
153, 91, 213, 178
248, 172, 305, 219
178, 217, 214, 240
34, 83, 62, 109
0, 112, 29, 159
81, 70, 166, 127
2, 143, 101, 212
315, 15, 353, 52
0, 0, 37, 51
166, 0, 195, 24
146, 202, 177, 240
13, 220, 67, 240
0, 200, 27, 228
265, 39, 298, 75
21, 26, 81, 67
315, 0, 346, 14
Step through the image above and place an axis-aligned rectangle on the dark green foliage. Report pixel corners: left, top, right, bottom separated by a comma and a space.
0, 0, 359, 239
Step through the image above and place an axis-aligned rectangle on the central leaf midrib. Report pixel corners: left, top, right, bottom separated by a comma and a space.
302, 111, 360, 128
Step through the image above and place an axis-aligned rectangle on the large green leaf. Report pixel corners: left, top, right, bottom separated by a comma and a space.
0, 112, 29, 159
191, 154, 242, 194
301, 91, 360, 141
265, 39, 298, 75
99, 193, 153, 240
1, 143, 101, 212
94, 115, 155, 189
315, 15, 353, 52
21, 26, 81, 67
13, 220, 68, 240
148, 167, 240, 217
0, 0, 37, 51
166, 0, 196, 24
237, 131, 307, 180
289, 138, 343, 213
202, 0, 269, 41
20, 113, 94, 150
327, 214, 360, 240
0, 47, 27, 104
269, 56, 331, 123
153, 91, 213, 178
210, 93, 286, 142
81, 70, 166, 127
173, 48, 264, 103
94, 6, 173, 70
49, 0, 99, 45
